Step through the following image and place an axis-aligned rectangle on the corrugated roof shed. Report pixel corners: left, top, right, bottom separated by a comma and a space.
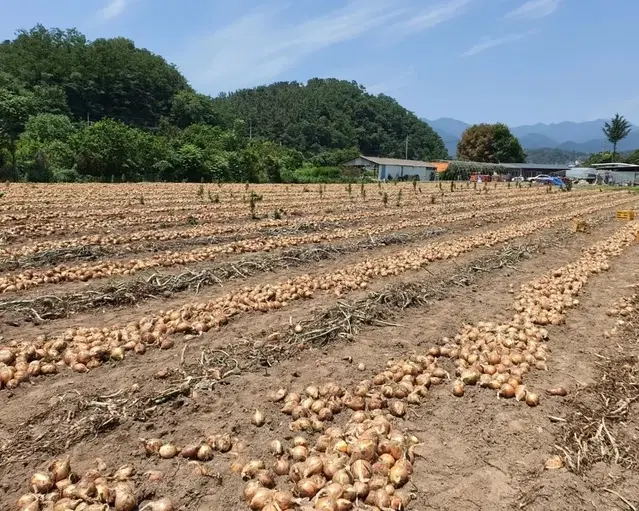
356, 156, 437, 168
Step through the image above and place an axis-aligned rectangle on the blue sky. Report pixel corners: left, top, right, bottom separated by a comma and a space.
2, 0, 639, 126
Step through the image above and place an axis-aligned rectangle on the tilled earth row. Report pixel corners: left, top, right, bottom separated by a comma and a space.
2, 212, 637, 510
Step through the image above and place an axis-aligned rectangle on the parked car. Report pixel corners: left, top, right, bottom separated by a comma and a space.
511, 176, 524, 182
527, 174, 551, 182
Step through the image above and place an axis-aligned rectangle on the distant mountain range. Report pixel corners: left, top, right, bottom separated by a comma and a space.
425, 117, 639, 158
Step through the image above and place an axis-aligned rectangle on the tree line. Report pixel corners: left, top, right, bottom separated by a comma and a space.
0, 26, 448, 183
453, 116, 637, 169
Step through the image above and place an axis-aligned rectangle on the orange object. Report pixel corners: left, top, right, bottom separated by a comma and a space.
432, 161, 450, 173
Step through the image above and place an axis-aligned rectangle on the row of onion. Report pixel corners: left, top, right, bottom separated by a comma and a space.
231, 220, 639, 509
0, 191, 611, 293
0, 182, 557, 218
16, 458, 174, 511
1, 186, 582, 257
0, 199, 633, 393
14, 220, 637, 510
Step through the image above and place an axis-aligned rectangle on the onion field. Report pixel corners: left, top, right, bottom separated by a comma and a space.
1, 182, 638, 511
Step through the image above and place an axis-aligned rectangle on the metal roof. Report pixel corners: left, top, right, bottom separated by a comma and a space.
357, 156, 437, 168
591, 163, 639, 170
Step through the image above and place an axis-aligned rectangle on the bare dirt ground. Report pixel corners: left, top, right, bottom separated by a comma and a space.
2, 206, 638, 510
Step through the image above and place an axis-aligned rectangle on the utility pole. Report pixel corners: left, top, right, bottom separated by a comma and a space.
405, 136, 409, 159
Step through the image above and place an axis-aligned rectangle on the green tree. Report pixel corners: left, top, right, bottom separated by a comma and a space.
32, 85, 69, 115
492, 123, 526, 163
212, 79, 447, 159
16, 113, 76, 181
0, 87, 34, 176
262, 154, 283, 183
21, 113, 75, 143
171, 143, 212, 182
602, 114, 632, 162
457, 123, 525, 163
0, 25, 189, 128
70, 118, 142, 181
169, 90, 224, 129
584, 151, 616, 166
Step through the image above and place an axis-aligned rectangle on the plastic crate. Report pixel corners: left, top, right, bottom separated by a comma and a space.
616, 210, 635, 221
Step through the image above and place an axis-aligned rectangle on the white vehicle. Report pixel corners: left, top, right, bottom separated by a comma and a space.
511, 176, 524, 182
527, 174, 551, 182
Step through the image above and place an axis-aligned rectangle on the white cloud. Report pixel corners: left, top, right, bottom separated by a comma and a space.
394, 0, 475, 34
99, 0, 128, 21
177, 0, 471, 92
503, 0, 560, 20
178, 1, 405, 91
462, 30, 537, 56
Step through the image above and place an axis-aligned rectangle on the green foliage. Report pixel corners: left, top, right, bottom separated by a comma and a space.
0, 25, 450, 182
0, 86, 35, 175
168, 90, 224, 129
583, 151, 616, 166
457, 123, 526, 164
15, 113, 76, 181
309, 147, 360, 167
526, 148, 587, 165
293, 166, 343, 183
0, 25, 189, 127
248, 190, 263, 219
602, 114, 632, 161
212, 79, 448, 160
22, 113, 75, 142
70, 118, 143, 181
172, 144, 211, 182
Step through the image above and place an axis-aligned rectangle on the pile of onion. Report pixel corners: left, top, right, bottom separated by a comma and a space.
16, 457, 174, 511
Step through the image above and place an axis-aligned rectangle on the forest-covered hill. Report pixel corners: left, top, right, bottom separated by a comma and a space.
0, 25, 446, 182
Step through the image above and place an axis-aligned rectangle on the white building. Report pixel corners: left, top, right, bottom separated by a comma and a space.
590, 163, 639, 185
342, 156, 437, 181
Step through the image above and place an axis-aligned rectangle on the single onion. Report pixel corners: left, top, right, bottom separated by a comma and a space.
269, 439, 284, 455
272, 490, 296, 510
48, 457, 71, 482
114, 483, 136, 511
241, 460, 265, 480
252, 409, 265, 427
273, 458, 290, 476
351, 460, 373, 482
525, 392, 539, 407
296, 477, 321, 498
30, 473, 53, 494
158, 444, 178, 459
249, 488, 273, 511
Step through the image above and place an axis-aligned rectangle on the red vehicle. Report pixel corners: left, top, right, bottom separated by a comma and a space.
470, 173, 492, 183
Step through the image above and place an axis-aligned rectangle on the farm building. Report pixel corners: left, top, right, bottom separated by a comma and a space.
590, 163, 639, 185
342, 156, 437, 181
566, 167, 597, 182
